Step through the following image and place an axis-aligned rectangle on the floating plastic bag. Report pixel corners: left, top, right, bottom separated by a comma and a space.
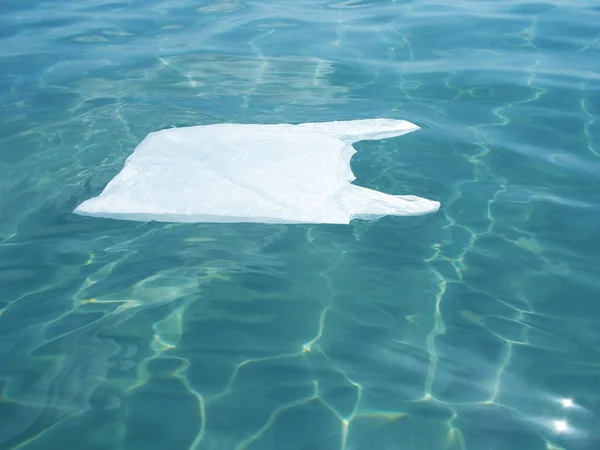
74, 119, 440, 224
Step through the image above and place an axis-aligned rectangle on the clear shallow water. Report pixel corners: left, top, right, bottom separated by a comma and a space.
1, 0, 600, 448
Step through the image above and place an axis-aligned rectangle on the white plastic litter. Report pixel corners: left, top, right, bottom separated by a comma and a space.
74, 119, 440, 224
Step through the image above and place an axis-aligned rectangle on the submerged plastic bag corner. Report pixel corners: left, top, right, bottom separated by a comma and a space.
74, 119, 440, 224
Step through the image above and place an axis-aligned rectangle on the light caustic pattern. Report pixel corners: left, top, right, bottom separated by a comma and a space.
1, 0, 600, 449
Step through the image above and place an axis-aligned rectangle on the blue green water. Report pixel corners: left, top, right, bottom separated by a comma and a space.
1, 0, 600, 449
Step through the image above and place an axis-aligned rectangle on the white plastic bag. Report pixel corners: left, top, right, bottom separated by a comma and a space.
74, 119, 440, 224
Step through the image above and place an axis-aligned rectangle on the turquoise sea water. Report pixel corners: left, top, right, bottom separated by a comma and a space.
1, 0, 600, 449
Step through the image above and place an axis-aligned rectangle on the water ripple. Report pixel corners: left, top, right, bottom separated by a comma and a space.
1, 0, 600, 449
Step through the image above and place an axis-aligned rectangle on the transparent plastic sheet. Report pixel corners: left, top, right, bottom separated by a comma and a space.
74, 119, 440, 224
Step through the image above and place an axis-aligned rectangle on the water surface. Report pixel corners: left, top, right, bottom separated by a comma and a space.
1, 0, 600, 449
